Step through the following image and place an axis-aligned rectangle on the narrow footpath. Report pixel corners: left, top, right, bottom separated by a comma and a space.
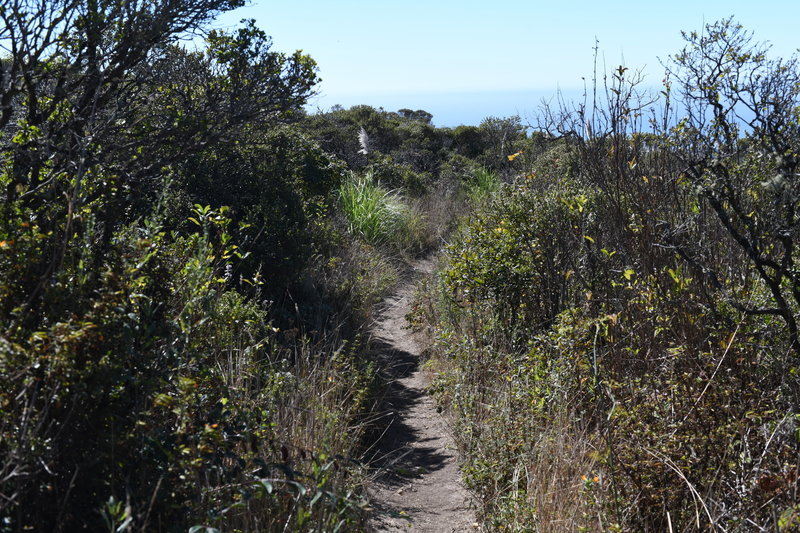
366, 260, 476, 532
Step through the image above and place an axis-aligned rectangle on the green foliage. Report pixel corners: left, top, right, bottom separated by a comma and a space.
418, 21, 800, 531
176, 124, 347, 290
1, 15, 485, 525
452, 125, 486, 159
12, 2, 797, 531
301, 105, 451, 187
464, 167, 500, 203
477, 115, 528, 172
338, 172, 416, 249
365, 153, 430, 194
0, 3, 385, 531
667, 17, 800, 351
443, 154, 602, 340
0, 200, 377, 530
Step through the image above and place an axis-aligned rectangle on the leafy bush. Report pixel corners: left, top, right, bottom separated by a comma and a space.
0, 5, 388, 531
0, 201, 381, 531
419, 23, 800, 528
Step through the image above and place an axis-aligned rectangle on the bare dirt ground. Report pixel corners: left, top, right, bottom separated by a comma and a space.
365, 259, 477, 532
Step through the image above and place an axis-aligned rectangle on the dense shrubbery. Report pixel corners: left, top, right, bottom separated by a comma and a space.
8, 4, 791, 532
418, 19, 800, 532
0, 3, 470, 531
301, 105, 530, 190
0, 0, 510, 528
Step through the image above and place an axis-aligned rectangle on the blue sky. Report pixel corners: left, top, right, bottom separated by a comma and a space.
215, 1, 800, 126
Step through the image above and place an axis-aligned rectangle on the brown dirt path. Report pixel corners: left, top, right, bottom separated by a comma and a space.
366, 259, 476, 532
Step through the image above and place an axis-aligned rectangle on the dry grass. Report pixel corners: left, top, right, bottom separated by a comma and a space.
519, 415, 603, 532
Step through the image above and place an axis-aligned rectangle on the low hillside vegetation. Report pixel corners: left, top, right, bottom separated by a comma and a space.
416, 19, 800, 532
2, 5, 796, 532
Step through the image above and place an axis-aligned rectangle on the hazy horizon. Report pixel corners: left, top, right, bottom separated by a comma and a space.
306, 87, 595, 127
218, 1, 800, 128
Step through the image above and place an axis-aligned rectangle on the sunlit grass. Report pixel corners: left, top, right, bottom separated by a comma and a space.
339, 171, 412, 247
466, 167, 500, 203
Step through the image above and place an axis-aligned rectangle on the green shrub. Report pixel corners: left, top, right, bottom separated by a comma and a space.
0, 203, 377, 531
421, 125, 800, 530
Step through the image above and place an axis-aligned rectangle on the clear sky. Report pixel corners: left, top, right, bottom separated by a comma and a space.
215, 1, 800, 127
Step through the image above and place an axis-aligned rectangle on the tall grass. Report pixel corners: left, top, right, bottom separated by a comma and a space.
339, 171, 407, 245
338, 171, 428, 254
196, 330, 374, 533
465, 167, 500, 204
0, 202, 398, 532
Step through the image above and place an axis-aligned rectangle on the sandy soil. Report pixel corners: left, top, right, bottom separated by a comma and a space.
366, 260, 477, 532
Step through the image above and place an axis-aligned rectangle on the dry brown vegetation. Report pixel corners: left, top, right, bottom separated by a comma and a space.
416, 19, 800, 532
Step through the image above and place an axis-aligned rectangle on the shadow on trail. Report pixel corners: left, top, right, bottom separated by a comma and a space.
364, 336, 452, 487
365, 259, 476, 532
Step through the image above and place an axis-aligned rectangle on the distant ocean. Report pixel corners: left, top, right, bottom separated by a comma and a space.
307, 88, 587, 128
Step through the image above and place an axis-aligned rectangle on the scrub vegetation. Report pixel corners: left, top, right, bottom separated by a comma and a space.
0, 4, 797, 532
0, 2, 523, 530
415, 18, 800, 532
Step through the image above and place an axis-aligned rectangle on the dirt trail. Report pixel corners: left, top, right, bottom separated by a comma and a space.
366, 259, 476, 532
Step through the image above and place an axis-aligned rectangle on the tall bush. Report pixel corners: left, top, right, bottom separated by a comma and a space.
422, 19, 800, 531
